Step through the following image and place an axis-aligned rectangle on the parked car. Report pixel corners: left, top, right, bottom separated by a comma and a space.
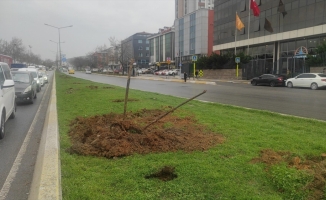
12, 71, 37, 104
168, 69, 179, 76
0, 62, 16, 139
18, 68, 41, 92
251, 74, 286, 87
86, 69, 92, 74
286, 73, 326, 90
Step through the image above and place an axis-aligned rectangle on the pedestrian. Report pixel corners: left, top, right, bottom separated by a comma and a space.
183, 72, 188, 82
195, 70, 198, 78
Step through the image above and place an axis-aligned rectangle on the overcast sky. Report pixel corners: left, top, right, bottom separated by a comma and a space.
1, 0, 175, 61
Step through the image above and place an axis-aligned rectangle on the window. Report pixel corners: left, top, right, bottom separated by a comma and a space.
146, 47, 149, 50
3, 65, 12, 80
138, 40, 143, 43
138, 46, 143, 50
0, 68, 5, 85
146, 40, 149, 44
139, 53, 143, 57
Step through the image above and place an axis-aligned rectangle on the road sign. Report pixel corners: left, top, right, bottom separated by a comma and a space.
199, 70, 204, 77
61, 54, 67, 62
235, 57, 240, 63
192, 55, 197, 61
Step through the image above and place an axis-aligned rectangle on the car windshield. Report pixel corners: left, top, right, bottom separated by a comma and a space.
30, 72, 37, 78
13, 73, 30, 83
318, 74, 326, 77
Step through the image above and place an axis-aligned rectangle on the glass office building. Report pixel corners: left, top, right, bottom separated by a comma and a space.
213, 0, 326, 76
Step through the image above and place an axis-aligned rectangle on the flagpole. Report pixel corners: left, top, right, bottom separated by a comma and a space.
247, 0, 251, 55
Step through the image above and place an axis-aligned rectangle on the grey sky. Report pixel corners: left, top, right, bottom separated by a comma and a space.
1, 0, 175, 61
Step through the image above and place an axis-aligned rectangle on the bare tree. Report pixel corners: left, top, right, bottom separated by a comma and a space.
108, 37, 132, 75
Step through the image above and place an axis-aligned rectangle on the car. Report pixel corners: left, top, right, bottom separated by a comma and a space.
42, 72, 48, 83
286, 73, 326, 90
86, 69, 92, 74
38, 72, 45, 86
69, 69, 75, 74
168, 69, 179, 76
0, 62, 16, 139
251, 74, 287, 87
12, 71, 37, 104
18, 68, 42, 92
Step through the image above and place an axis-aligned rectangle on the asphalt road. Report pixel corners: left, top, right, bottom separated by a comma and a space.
71, 71, 326, 121
0, 72, 53, 200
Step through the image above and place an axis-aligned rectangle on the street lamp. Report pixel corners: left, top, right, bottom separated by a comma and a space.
44, 23, 72, 67
49, 40, 65, 68
28, 45, 32, 65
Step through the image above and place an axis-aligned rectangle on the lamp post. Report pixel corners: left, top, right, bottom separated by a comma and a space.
13, 43, 17, 63
44, 23, 72, 67
28, 45, 32, 65
49, 40, 64, 68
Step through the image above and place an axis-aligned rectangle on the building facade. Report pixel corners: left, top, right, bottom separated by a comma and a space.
213, 0, 326, 76
175, 0, 214, 19
175, 8, 214, 68
148, 26, 175, 68
121, 32, 153, 69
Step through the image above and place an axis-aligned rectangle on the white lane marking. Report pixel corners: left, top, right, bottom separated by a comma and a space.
0, 83, 51, 200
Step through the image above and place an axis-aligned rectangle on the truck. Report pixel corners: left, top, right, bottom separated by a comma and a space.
0, 54, 13, 66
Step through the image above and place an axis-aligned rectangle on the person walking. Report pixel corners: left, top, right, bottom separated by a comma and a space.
183, 72, 188, 82
195, 70, 198, 78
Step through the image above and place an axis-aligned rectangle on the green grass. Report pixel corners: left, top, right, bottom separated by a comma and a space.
56, 72, 326, 200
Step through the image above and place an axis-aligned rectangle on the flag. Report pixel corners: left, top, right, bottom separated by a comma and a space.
250, 0, 260, 17
278, 0, 287, 18
236, 13, 245, 31
264, 18, 273, 33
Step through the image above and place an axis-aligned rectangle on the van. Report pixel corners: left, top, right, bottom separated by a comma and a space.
0, 62, 16, 139
18, 68, 42, 92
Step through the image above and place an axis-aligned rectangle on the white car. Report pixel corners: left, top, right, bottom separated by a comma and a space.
0, 62, 16, 139
168, 69, 179, 76
86, 69, 92, 74
38, 72, 45, 86
286, 73, 326, 90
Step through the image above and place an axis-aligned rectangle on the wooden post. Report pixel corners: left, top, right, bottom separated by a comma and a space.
123, 59, 134, 118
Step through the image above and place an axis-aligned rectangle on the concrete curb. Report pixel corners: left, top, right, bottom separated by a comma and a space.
96, 73, 218, 85
29, 75, 61, 200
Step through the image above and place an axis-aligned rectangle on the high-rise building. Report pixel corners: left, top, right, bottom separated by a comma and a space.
148, 26, 175, 68
121, 32, 153, 70
213, 0, 326, 77
175, 8, 214, 73
175, 0, 214, 19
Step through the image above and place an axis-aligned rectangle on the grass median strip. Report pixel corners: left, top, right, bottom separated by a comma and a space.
56, 72, 326, 200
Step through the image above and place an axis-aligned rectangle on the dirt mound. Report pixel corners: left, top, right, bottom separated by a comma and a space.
68, 108, 224, 158
251, 149, 326, 199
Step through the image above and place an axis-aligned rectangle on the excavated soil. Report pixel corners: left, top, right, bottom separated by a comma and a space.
68, 108, 225, 159
251, 149, 326, 199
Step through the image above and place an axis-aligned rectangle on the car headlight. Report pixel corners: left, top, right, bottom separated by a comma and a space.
23, 85, 32, 93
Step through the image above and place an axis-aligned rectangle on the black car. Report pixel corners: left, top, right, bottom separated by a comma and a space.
12, 71, 37, 104
251, 74, 286, 87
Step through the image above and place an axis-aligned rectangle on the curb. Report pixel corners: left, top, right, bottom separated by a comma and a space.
29, 75, 61, 200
